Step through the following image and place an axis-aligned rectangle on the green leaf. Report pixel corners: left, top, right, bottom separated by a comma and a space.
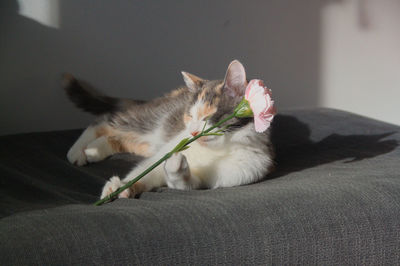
178, 145, 190, 151
171, 138, 190, 153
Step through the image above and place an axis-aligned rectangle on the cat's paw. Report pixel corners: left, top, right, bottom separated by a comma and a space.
100, 176, 131, 199
164, 153, 191, 187
84, 147, 107, 163
100, 176, 137, 199
164, 153, 200, 190
67, 146, 88, 166
164, 153, 189, 175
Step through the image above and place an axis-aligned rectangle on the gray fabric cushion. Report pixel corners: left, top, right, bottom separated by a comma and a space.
1, 108, 400, 264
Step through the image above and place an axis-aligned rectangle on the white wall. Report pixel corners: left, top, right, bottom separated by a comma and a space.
1, 0, 399, 136
321, 0, 400, 125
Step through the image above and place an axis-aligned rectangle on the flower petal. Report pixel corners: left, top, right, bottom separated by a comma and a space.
254, 115, 270, 133
245, 80, 257, 100
244, 79, 276, 133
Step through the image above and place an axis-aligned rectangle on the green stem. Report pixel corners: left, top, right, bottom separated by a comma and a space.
94, 152, 172, 206
94, 112, 236, 206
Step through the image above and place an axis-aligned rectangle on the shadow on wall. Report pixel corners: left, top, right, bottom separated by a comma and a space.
1, 0, 337, 135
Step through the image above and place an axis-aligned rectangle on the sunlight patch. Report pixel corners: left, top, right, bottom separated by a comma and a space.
17, 0, 59, 29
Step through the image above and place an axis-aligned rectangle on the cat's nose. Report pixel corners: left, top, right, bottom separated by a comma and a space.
191, 131, 200, 137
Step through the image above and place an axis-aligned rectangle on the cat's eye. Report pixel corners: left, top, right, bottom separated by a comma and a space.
183, 113, 192, 123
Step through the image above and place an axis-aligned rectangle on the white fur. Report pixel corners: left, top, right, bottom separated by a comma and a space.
140, 115, 170, 153
164, 153, 201, 190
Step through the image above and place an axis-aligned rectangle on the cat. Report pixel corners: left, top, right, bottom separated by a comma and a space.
63, 60, 274, 199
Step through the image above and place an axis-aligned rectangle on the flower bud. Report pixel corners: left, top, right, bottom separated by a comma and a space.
234, 98, 254, 118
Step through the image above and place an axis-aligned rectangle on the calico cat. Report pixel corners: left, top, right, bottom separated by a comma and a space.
64, 60, 274, 199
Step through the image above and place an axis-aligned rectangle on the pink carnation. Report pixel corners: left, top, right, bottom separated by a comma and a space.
245, 79, 276, 133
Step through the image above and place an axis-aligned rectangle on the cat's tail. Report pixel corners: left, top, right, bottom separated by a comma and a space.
62, 73, 119, 115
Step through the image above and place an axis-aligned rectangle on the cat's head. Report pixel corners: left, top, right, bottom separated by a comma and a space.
182, 60, 252, 147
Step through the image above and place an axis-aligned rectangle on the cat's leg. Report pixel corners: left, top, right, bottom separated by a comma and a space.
84, 126, 153, 164
100, 154, 167, 199
67, 123, 117, 166
100, 153, 201, 200
68, 122, 151, 166
164, 153, 201, 190
67, 126, 98, 166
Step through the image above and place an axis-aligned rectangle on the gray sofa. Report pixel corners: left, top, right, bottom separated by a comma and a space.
1, 108, 399, 265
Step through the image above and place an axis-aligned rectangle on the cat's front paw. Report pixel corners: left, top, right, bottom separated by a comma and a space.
100, 176, 133, 199
67, 146, 88, 166
164, 153, 191, 187
101, 176, 131, 199
164, 153, 189, 175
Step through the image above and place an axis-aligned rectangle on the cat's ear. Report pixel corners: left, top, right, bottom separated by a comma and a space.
181, 71, 204, 92
223, 60, 247, 97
